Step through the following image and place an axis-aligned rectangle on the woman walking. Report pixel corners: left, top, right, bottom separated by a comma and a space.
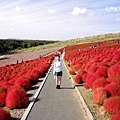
53, 49, 65, 89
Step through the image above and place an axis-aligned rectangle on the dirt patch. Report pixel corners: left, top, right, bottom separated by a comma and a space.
0, 47, 62, 66
77, 86, 111, 120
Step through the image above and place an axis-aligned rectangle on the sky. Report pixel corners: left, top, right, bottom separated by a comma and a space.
0, 0, 120, 40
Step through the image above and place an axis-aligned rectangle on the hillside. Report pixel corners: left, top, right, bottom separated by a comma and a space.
1, 32, 120, 54
0, 39, 59, 54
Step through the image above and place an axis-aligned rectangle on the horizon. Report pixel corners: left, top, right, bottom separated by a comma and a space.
0, 0, 120, 40
0, 32, 119, 41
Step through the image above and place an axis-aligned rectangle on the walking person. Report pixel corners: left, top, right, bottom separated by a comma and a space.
53, 49, 65, 89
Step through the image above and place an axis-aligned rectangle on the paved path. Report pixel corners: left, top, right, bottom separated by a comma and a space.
26, 64, 87, 120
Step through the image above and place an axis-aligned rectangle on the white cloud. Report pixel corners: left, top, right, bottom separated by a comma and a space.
11, 28, 15, 31
48, 9, 57, 14
15, 6, 21, 13
72, 7, 86, 16
105, 6, 120, 12
72, 7, 94, 16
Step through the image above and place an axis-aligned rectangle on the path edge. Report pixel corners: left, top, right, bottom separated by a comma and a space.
64, 61, 94, 120
21, 64, 53, 120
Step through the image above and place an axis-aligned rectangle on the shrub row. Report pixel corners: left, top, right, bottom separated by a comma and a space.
65, 44, 120, 119
0, 55, 54, 118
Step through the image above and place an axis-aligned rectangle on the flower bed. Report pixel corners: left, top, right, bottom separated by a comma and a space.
65, 41, 120, 120
0, 55, 54, 119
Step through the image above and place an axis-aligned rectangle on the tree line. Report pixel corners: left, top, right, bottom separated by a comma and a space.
0, 39, 58, 53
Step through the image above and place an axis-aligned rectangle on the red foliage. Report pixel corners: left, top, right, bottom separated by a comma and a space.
77, 69, 84, 76
67, 63, 70, 67
94, 66, 108, 78
0, 108, 12, 120
6, 87, 29, 109
103, 96, 120, 114
69, 70, 76, 75
110, 111, 120, 120
0, 86, 7, 93
14, 77, 32, 90
0, 93, 7, 107
25, 73, 39, 84
105, 82, 120, 97
108, 64, 120, 83
75, 74, 83, 84
82, 73, 87, 82
85, 74, 98, 89
0, 81, 12, 90
7, 86, 24, 93
92, 77, 108, 90
87, 65, 98, 74
93, 87, 108, 105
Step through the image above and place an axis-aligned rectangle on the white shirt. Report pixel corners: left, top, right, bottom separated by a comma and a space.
53, 52, 65, 74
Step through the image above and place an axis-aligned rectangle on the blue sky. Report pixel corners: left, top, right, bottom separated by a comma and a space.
0, 0, 120, 40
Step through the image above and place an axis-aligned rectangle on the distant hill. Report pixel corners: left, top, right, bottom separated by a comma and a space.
0, 39, 59, 53
61, 32, 120, 46
1, 32, 120, 54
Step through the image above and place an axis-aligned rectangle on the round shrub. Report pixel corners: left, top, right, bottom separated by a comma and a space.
6, 87, 29, 109
69, 70, 76, 75
94, 66, 108, 78
110, 111, 120, 120
25, 73, 38, 84
0, 108, 12, 120
0, 93, 7, 107
75, 74, 83, 84
103, 96, 120, 114
108, 64, 120, 83
0, 81, 12, 90
82, 73, 87, 82
14, 77, 32, 91
0, 86, 7, 93
85, 74, 98, 89
92, 77, 108, 90
87, 65, 98, 75
93, 87, 108, 105
7, 86, 24, 93
105, 82, 120, 97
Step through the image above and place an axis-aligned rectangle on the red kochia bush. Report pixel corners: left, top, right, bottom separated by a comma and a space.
25, 69, 41, 84
0, 86, 7, 93
0, 108, 12, 120
25, 73, 38, 84
92, 77, 108, 90
85, 74, 98, 89
75, 74, 83, 84
110, 111, 120, 120
108, 64, 120, 83
87, 65, 98, 74
93, 87, 107, 105
105, 82, 120, 97
0, 81, 12, 90
69, 70, 76, 75
14, 77, 32, 90
94, 66, 108, 78
103, 96, 120, 114
6, 87, 29, 109
0, 93, 7, 107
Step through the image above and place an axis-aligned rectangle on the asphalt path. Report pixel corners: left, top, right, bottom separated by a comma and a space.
26, 64, 87, 120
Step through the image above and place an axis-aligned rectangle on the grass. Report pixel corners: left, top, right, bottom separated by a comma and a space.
8, 42, 64, 54
8, 32, 120, 54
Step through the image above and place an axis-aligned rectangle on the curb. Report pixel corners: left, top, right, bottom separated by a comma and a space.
21, 64, 53, 120
64, 62, 94, 120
